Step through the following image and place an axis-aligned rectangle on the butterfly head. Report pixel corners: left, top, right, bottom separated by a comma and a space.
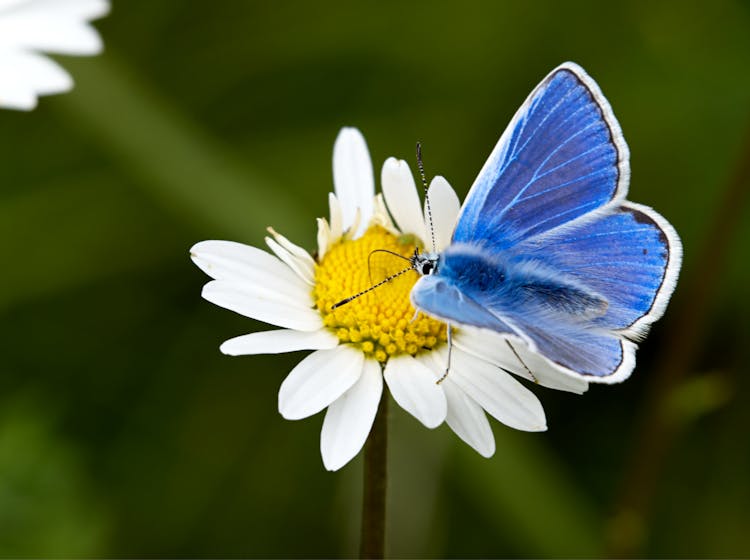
411, 248, 439, 277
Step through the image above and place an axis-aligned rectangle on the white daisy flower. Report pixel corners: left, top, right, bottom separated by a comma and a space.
0, 0, 109, 111
191, 127, 587, 471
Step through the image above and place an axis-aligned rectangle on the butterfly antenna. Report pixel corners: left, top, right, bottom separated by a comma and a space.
417, 142, 437, 253
331, 265, 413, 310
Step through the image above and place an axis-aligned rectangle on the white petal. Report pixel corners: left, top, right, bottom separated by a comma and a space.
419, 349, 495, 456
267, 228, 316, 268
443, 378, 495, 457
0, 0, 110, 20
381, 157, 427, 242
346, 207, 362, 240
0, 50, 71, 109
384, 355, 446, 428
0, 68, 37, 110
425, 176, 460, 252
220, 328, 339, 356
265, 227, 316, 279
454, 327, 589, 394
370, 193, 397, 232
328, 192, 343, 241
321, 359, 383, 471
514, 345, 589, 393
190, 240, 312, 306
316, 217, 331, 259
450, 348, 547, 431
202, 280, 322, 331
0, 19, 102, 55
333, 127, 374, 238
278, 345, 364, 420
0, 0, 109, 110
264, 234, 315, 286
0, 0, 28, 11
0, 0, 108, 55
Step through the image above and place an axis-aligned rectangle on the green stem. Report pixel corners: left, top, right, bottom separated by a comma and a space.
360, 395, 388, 559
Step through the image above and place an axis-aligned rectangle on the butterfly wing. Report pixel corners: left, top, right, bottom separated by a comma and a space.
453, 62, 628, 251
507, 202, 681, 380
516, 202, 681, 339
412, 63, 681, 381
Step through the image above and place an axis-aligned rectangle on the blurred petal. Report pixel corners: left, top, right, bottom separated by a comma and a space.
220, 328, 338, 356
333, 127, 374, 238
0, 19, 102, 54
0, 0, 109, 20
278, 345, 364, 420
0, 50, 71, 110
451, 348, 547, 431
426, 176, 460, 252
321, 359, 383, 471
0, 0, 108, 109
190, 240, 312, 306
381, 157, 426, 242
384, 354, 446, 428
0, 0, 109, 54
202, 280, 322, 331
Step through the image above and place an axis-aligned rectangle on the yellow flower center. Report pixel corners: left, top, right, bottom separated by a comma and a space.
314, 225, 447, 362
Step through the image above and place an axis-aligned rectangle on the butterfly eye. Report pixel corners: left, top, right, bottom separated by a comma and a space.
421, 262, 434, 275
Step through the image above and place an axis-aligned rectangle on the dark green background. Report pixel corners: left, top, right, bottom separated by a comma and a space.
1, 0, 749, 557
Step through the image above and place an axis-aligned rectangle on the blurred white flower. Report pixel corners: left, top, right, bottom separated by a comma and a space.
0, 0, 109, 110
192, 128, 584, 471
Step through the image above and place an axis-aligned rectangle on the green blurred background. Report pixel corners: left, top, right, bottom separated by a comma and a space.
1, 0, 749, 557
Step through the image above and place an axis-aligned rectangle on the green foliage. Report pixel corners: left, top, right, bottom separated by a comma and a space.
1, 0, 749, 556
0, 399, 108, 556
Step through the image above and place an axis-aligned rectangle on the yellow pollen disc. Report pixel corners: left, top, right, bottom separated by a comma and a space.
314, 225, 447, 362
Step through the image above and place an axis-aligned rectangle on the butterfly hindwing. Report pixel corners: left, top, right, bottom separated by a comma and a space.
514, 202, 681, 338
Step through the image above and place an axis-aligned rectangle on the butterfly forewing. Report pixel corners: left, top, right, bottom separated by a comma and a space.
453, 63, 628, 251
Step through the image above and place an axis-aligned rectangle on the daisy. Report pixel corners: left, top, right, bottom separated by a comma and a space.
191, 127, 587, 471
0, 0, 109, 111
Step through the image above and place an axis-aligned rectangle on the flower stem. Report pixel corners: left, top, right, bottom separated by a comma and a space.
360, 395, 388, 559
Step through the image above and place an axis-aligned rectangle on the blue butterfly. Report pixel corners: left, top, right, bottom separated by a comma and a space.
410, 62, 682, 382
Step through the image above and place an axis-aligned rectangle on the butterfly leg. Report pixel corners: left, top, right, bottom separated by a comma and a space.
506, 339, 538, 384
436, 323, 453, 384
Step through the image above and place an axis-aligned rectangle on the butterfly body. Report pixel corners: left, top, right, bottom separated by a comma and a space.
411, 62, 681, 382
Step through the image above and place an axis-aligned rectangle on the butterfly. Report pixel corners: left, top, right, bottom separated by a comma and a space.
410, 62, 682, 382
